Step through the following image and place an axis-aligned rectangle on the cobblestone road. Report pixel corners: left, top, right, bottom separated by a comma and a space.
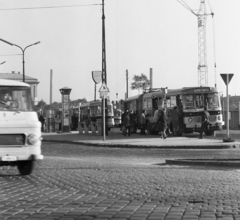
1, 143, 240, 220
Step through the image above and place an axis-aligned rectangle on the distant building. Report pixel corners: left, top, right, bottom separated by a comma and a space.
0, 71, 39, 105
221, 95, 240, 130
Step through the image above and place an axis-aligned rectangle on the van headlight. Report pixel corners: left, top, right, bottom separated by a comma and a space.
27, 134, 39, 145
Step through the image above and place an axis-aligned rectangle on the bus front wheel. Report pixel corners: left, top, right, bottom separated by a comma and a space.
17, 160, 34, 175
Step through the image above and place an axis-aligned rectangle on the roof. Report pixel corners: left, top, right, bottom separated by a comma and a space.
0, 72, 39, 83
0, 79, 30, 87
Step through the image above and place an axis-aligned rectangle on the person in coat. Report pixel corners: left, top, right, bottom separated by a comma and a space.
123, 112, 131, 136
171, 106, 180, 135
38, 112, 45, 132
159, 108, 168, 139
199, 106, 210, 139
140, 110, 146, 135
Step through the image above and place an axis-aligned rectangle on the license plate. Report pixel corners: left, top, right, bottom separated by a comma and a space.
2, 156, 17, 161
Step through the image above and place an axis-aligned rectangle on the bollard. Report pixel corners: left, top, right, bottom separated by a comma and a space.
79, 122, 83, 134
91, 122, 96, 135
84, 122, 89, 135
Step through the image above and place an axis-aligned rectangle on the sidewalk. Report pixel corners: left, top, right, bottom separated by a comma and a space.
42, 128, 240, 149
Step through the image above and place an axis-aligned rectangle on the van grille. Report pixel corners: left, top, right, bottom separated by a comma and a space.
0, 134, 25, 146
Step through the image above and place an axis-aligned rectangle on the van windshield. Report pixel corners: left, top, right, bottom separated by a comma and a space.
0, 86, 33, 111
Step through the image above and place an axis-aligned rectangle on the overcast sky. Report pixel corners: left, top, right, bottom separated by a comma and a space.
0, 0, 239, 103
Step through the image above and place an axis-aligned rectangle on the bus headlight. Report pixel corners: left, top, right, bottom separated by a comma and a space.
27, 134, 39, 145
188, 118, 193, 123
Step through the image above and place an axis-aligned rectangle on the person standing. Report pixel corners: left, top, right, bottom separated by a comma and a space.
38, 112, 45, 132
199, 106, 210, 139
171, 106, 180, 135
123, 112, 131, 137
140, 110, 146, 135
159, 108, 168, 139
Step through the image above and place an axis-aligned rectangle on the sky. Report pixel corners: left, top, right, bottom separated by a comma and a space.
0, 0, 239, 104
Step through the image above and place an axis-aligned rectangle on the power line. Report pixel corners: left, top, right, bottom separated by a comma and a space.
0, 4, 101, 11
0, 54, 22, 56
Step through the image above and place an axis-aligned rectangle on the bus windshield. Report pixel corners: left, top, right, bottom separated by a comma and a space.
182, 93, 219, 110
0, 86, 33, 111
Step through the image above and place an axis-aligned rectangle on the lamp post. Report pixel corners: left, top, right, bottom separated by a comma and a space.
0, 38, 40, 82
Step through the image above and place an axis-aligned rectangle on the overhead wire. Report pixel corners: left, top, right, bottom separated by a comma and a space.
0, 54, 22, 56
0, 4, 101, 11
175, 0, 197, 16
207, 0, 217, 88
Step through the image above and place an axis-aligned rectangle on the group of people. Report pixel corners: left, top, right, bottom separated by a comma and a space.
121, 105, 210, 139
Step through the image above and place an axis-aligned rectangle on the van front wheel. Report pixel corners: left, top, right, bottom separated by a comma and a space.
17, 161, 34, 175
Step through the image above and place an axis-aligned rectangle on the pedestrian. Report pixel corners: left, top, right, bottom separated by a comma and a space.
123, 111, 131, 137
159, 108, 168, 139
38, 112, 45, 132
71, 113, 78, 131
140, 110, 146, 135
121, 110, 127, 130
199, 106, 210, 139
171, 106, 180, 135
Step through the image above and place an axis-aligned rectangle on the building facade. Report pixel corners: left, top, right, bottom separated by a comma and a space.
0, 71, 39, 105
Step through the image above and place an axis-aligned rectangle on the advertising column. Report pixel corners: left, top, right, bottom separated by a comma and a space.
59, 87, 72, 133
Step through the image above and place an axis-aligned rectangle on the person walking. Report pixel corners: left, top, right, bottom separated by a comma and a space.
123, 111, 131, 137
171, 106, 180, 135
199, 106, 210, 139
140, 110, 146, 135
159, 108, 168, 139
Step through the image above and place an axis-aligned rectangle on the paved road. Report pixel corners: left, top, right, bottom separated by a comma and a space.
1, 143, 240, 219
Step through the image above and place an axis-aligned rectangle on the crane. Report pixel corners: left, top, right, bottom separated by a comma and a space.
176, 0, 216, 87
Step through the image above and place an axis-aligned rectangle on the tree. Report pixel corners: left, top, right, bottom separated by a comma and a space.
35, 99, 47, 111
130, 73, 150, 93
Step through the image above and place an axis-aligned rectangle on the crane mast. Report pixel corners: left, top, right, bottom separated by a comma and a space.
197, 0, 208, 87
176, 0, 214, 87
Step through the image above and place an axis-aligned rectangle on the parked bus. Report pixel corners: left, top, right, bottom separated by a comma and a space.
0, 79, 43, 175
89, 100, 114, 130
79, 100, 114, 130
114, 108, 122, 127
123, 87, 223, 136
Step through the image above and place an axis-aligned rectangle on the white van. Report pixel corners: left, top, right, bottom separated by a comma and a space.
0, 79, 43, 175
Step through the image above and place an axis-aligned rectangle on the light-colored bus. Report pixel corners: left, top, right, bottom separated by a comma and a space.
89, 100, 114, 130
0, 79, 43, 175
123, 87, 223, 136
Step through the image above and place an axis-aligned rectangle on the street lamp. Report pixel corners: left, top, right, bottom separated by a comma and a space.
0, 38, 40, 82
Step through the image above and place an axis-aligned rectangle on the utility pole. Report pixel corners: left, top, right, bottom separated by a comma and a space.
102, 0, 108, 137
50, 69, 53, 106
126, 70, 128, 99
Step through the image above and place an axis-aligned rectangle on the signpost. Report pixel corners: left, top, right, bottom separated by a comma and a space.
220, 73, 234, 142
92, 71, 102, 101
99, 82, 110, 141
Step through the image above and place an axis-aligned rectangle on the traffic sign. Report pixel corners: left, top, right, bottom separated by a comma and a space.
99, 82, 110, 92
220, 74, 234, 85
99, 91, 109, 98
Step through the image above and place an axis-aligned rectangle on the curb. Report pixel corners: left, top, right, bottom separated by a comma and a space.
166, 159, 240, 167
42, 139, 240, 149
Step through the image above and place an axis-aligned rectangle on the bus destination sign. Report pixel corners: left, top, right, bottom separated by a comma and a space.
194, 88, 210, 93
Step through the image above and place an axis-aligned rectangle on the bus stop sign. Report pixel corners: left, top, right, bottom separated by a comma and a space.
220, 74, 234, 85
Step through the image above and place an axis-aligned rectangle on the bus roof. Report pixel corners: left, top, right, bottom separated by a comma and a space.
180, 87, 218, 94
0, 79, 30, 87
125, 94, 141, 102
